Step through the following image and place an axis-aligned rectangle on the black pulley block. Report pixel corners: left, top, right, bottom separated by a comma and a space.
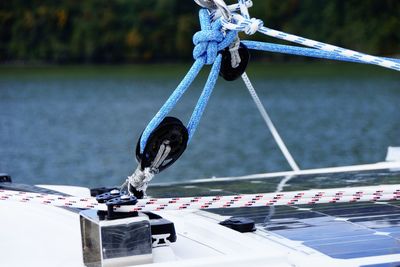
136, 116, 188, 173
219, 43, 250, 81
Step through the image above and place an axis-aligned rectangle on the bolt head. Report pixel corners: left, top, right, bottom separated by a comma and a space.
110, 189, 120, 195
120, 195, 130, 200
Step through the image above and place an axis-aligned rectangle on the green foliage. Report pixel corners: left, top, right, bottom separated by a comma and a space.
0, 0, 399, 63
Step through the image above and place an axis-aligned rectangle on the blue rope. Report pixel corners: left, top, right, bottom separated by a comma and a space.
141, 7, 400, 154
219, 0, 400, 72
242, 41, 400, 65
187, 54, 222, 141
139, 59, 204, 153
139, 9, 236, 153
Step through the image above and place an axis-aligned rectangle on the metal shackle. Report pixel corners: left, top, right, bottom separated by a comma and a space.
194, 0, 232, 21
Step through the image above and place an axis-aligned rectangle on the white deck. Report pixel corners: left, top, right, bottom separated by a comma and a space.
1, 158, 400, 267
2, 197, 399, 267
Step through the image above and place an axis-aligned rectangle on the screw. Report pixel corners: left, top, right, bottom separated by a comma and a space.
110, 189, 120, 195
120, 195, 130, 200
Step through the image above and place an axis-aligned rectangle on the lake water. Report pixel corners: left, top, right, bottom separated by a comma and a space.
0, 64, 399, 188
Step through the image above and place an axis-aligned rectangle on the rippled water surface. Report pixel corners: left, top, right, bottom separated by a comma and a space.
0, 64, 399, 187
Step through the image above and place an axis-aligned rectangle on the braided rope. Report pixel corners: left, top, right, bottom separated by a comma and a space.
187, 54, 222, 141
241, 72, 300, 171
1, 185, 399, 212
210, 0, 253, 21
140, 1, 398, 169
220, 1, 400, 71
139, 59, 204, 153
256, 26, 400, 71
140, 9, 237, 153
242, 41, 400, 65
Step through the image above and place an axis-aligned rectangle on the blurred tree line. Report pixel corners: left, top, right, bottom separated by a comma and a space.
0, 0, 399, 64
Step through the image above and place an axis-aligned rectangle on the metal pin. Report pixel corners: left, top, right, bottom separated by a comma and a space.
194, 0, 232, 21
213, 0, 232, 21
194, 0, 217, 9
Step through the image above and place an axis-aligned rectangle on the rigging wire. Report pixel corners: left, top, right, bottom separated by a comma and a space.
241, 72, 300, 171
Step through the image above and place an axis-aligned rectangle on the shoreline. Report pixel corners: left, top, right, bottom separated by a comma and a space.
0, 62, 398, 80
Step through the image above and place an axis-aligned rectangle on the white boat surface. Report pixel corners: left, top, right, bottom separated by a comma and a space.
2, 155, 400, 267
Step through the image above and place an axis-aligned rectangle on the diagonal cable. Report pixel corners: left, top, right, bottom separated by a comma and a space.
241, 72, 300, 171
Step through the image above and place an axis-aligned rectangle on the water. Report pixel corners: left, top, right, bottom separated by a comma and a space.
0, 64, 399, 188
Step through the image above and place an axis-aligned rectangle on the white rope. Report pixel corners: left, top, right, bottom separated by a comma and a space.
1, 184, 399, 212
210, 0, 253, 21
238, 0, 250, 19
229, 37, 241, 68
137, 193, 400, 211
256, 26, 400, 71
152, 141, 172, 170
125, 142, 171, 195
219, 2, 400, 72
241, 72, 300, 171
127, 167, 155, 193
227, 14, 263, 35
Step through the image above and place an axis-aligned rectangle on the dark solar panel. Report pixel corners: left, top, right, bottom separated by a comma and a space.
207, 202, 400, 259
361, 262, 400, 267
149, 169, 400, 198
148, 168, 400, 260
311, 237, 400, 259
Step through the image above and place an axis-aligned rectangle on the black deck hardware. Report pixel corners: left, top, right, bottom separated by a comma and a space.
129, 185, 145, 199
96, 190, 139, 220
90, 187, 119, 197
144, 212, 177, 244
0, 173, 12, 183
136, 116, 188, 173
219, 217, 256, 233
106, 194, 138, 220
219, 43, 250, 81
96, 189, 122, 203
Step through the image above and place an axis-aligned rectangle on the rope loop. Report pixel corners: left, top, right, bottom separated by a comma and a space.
193, 9, 237, 65
221, 13, 263, 35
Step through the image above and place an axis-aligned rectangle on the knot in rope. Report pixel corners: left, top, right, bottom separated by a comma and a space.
242, 17, 263, 35
222, 14, 263, 35
193, 24, 224, 65
193, 9, 237, 65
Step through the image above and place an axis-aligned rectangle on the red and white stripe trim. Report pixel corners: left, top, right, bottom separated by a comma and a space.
0, 184, 399, 212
